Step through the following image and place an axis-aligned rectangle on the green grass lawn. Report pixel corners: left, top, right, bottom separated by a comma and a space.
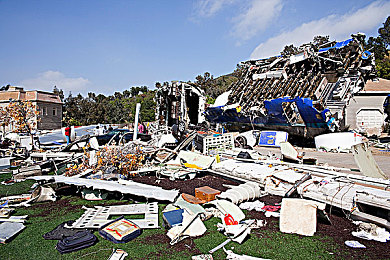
0, 172, 347, 260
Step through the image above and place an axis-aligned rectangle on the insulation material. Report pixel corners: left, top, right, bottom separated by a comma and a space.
239, 201, 265, 212
217, 182, 261, 204
279, 198, 325, 236
352, 222, 390, 242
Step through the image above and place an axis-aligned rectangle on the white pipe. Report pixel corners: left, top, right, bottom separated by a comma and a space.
133, 103, 141, 140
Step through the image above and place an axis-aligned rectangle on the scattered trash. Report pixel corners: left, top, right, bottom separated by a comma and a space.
43, 220, 89, 240
352, 221, 390, 242
224, 247, 271, 260
345, 240, 366, 248
168, 212, 206, 245
163, 209, 185, 228
352, 142, 388, 179
315, 132, 364, 153
239, 201, 265, 211
192, 254, 213, 260
107, 248, 128, 260
195, 186, 221, 203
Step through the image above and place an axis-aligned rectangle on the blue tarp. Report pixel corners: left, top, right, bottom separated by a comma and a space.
318, 38, 353, 52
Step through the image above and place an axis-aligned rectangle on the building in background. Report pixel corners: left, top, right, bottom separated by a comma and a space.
346, 78, 390, 136
0, 86, 63, 131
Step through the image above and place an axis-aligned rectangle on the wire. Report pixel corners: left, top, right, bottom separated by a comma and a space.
76, 248, 112, 259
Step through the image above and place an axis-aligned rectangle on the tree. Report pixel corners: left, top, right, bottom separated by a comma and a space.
140, 86, 148, 94
378, 16, 390, 48
5, 100, 40, 147
281, 44, 298, 56
130, 86, 141, 97
376, 52, 390, 79
313, 35, 330, 47
195, 72, 216, 97
366, 36, 387, 60
0, 106, 11, 134
367, 16, 390, 79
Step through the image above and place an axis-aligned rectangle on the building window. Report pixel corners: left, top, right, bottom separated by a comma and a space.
42, 107, 47, 116
52, 107, 57, 116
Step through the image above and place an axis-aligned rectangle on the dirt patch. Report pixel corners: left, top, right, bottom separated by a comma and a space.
131, 173, 238, 195
142, 233, 202, 259
29, 198, 82, 218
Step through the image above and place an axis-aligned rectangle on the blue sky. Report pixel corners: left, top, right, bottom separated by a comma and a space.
1, 0, 389, 96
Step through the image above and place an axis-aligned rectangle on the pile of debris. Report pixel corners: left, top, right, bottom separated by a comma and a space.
204, 33, 377, 138
0, 118, 389, 258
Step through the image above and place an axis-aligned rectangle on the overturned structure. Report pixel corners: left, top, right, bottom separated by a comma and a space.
155, 82, 206, 128
205, 33, 377, 138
